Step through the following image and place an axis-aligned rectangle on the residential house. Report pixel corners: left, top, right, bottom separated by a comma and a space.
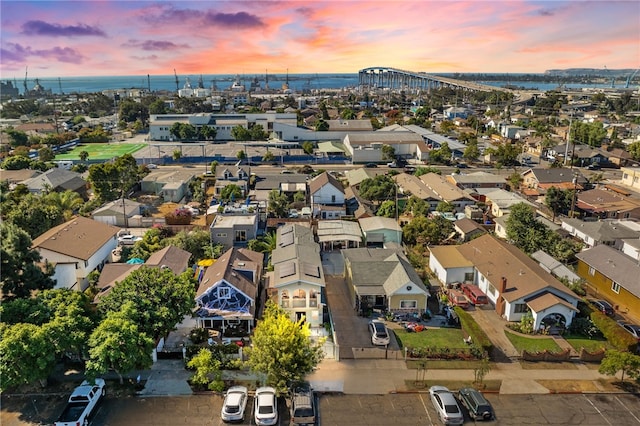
446, 172, 507, 191
94, 245, 191, 301
195, 247, 264, 334
621, 166, 640, 190
342, 131, 427, 163
574, 188, 640, 220
444, 107, 471, 119
521, 167, 586, 194
141, 169, 194, 202
621, 238, 640, 261
309, 171, 345, 218
560, 218, 640, 248
576, 245, 640, 320
359, 216, 402, 247
215, 166, 250, 198
0, 169, 42, 188
325, 119, 374, 132
429, 234, 580, 331
268, 224, 325, 327
605, 148, 632, 167
393, 173, 441, 211
401, 124, 467, 159
91, 198, 143, 227
501, 125, 524, 139
317, 220, 362, 251
530, 250, 581, 284
342, 247, 430, 315
253, 174, 308, 205
484, 189, 533, 218
345, 168, 380, 188
22, 168, 88, 199
454, 217, 487, 242
210, 213, 258, 250
570, 144, 608, 167
32, 216, 119, 291
418, 173, 476, 213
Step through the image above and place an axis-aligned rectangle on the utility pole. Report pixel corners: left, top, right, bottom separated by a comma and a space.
174, 69, 179, 92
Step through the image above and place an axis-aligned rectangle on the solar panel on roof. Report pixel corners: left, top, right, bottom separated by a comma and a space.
279, 262, 296, 278
279, 232, 294, 247
302, 263, 320, 278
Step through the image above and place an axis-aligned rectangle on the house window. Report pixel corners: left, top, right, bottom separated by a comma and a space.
588, 266, 595, 276
216, 233, 227, 238
218, 287, 230, 299
487, 284, 496, 296
235, 230, 247, 242
514, 303, 529, 313
400, 300, 417, 309
331, 195, 336, 203
611, 282, 621, 294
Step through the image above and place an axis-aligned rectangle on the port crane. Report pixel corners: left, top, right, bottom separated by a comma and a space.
625, 68, 639, 89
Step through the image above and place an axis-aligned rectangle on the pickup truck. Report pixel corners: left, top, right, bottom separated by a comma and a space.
55, 379, 105, 426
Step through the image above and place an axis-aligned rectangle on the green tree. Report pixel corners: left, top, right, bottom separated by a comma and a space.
98, 267, 196, 341
463, 141, 480, 162
1, 155, 31, 170
236, 149, 247, 160
4, 128, 29, 147
381, 144, 396, 161
0, 323, 56, 391
247, 302, 324, 394
231, 125, 251, 141
38, 147, 55, 162
43, 190, 84, 221
314, 119, 329, 131
88, 154, 142, 202
163, 229, 219, 264
415, 166, 441, 177
405, 196, 430, 217
505, 203, 547, 253
0, 222, 55, 299
436, 202, 455, 213
148, 99, 167, 115
220, 184, 242, 201
544, 186, 573, 221
247, 231, 277, 253
439, 120, 455, 133
249, 124, 268, 140
268, 189, 289, 218
376, 200, 397, 218
187, 348, 222, 390
86, 303, 154, 384
301, 141, 314, 155
507, 172, 523, 191
79, 150, 89, 162
262, 150, 275, 162
172, 149, 182, 161
358, 175, 395, 203
293, 191, 306, 203
403, 215, 454, 246
598, 350, 640, 383
200, 124, 217, 141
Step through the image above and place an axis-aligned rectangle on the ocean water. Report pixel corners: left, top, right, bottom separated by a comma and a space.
14, 73, 631, 95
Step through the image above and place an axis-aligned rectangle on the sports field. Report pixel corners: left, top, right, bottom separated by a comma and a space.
54, 143, 146, 161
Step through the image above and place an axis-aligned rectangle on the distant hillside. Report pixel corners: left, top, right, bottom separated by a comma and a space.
545, 68, 636, 77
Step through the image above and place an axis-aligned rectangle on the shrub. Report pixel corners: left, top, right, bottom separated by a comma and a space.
568, 317, 602, 339
590, 311, 638, 352
455, 307, 493, 354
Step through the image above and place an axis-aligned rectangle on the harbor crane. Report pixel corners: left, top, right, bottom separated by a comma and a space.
174, 69, 179, 91
625, 68, 639, 89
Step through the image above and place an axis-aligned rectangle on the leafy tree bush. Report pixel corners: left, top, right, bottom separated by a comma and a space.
590, 310, 638, 352
454, 307, 493, 354
598, 350, 640, 383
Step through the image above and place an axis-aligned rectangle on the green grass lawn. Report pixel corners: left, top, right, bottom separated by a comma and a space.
563, 334, 611, 352
55, 143, 146, 161
504, 331, 561, 353
394, 327, 466, 350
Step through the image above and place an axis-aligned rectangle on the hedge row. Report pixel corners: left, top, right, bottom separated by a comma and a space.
589, 311, 637, 352
454, 306, 493, 354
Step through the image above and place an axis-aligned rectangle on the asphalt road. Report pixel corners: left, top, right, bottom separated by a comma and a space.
3, 391, 640, 426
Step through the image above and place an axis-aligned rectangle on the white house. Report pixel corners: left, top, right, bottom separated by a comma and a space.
31, 216, 119, 291
309, 171, 345, 218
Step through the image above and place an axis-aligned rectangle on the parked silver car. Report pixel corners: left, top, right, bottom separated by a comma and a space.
368, 320, 390, 346
221, 386, 248, 423
429, 386, 464, 425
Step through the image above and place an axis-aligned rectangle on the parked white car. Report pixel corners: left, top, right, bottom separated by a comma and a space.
117, 235, 142, 246
429, 386, 464, 425
368, 320, 390, 346
221, 385, 248, 423
254, 386, 278, 426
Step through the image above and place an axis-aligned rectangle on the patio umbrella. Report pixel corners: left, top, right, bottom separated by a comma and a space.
126, 258, 145, 264
198, 259, 215, 267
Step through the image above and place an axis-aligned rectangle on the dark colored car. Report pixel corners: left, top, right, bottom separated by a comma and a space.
593, 300, 615, 316
364, 163, 378, 168
458, 387, 493, 421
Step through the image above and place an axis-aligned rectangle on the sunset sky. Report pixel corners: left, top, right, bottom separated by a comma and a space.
1, 0, 638, 79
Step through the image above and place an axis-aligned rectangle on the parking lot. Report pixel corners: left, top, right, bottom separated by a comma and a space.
4, 392, 639, 426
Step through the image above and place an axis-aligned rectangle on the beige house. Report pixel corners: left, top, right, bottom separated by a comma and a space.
621, 166, 640, 190
342, 247, 429, 315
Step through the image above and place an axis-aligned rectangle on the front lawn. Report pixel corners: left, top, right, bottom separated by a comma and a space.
394, 327, 466, 349
564, 334, 611, 352
504, 331, 561, 353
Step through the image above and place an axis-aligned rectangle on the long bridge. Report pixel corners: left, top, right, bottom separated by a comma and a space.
358, 66, 518, 94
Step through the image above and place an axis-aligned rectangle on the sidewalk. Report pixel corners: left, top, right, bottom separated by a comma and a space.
307, 358, 613, 395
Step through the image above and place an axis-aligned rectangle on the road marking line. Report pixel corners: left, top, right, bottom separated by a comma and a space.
614, 396, 640, 424
583, 395, 612, 426
418, 393, 435, 425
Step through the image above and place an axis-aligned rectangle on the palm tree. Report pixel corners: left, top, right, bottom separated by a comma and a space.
44, 190, 84, 220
